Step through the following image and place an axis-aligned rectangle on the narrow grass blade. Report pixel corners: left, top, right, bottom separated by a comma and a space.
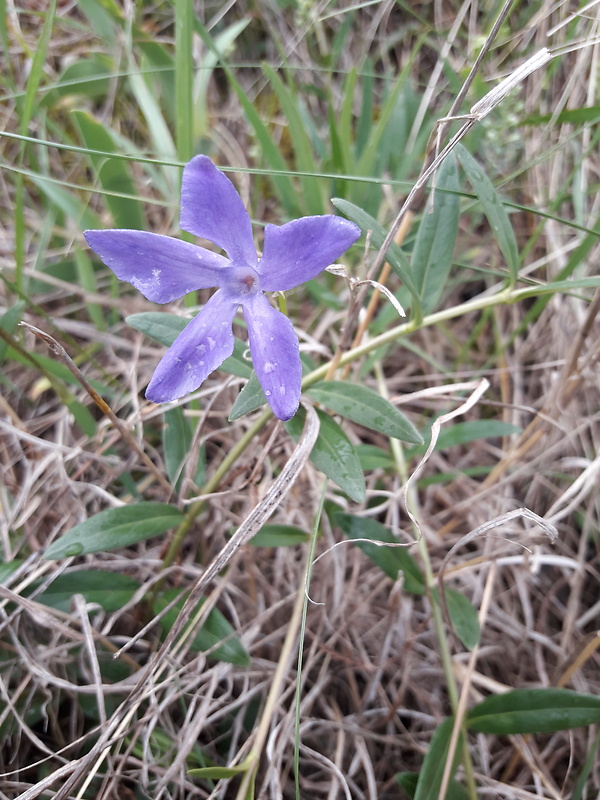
73, 110, 145, 229
194, 20, 298, 216
457, 144, 519, 284
15, 0, 57, 291
262, 63, 325, 214
412, 152, 460, 313
175, 0, 193, 162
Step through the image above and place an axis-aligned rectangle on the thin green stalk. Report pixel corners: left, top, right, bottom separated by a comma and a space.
175, 0, 194, 163
234, 489, 326, 800
375, 363, 476, 799
294, 480, 328, 800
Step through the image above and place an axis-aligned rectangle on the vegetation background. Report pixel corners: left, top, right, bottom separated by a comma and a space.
1, 0, 599, 798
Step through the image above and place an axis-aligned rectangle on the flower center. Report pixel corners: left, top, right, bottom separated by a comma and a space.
222, 265, 261, 298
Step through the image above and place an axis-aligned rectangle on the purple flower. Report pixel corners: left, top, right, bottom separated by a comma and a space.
84, 155, 360, 420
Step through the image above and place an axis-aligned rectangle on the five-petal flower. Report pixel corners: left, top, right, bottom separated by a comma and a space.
84, 155, 361, 420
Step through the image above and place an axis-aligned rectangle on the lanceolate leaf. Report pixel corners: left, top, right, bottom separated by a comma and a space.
413, 717, 462, 800
286, 408, 366, 502
228, 370, 266, 420
412, 151, 459, 313
334, 513, 424, 594
433, 587, 480, 650
154, 589, 250, 666
44, 503, 183, 559
331, 197, 420, 303
467, 689, 600, 735
35, 571, 140, 612
307, 380, 422, 443
250, 524, 310, 547
456, 144, 519, 283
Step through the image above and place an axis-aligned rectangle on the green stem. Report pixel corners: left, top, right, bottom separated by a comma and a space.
234, 489, 325, 800
175, 0, 194, 164
375, 364, 477, 799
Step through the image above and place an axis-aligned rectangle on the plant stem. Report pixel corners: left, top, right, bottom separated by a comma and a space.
375, 364, 477, 799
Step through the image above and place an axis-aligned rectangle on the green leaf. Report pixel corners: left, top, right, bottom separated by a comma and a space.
35, 571, 140, 613
397, 773, 469, 800
19, 0, 57, 137
467, 688, 600, 735
155, 589, 250, 666
413, 717, 462, 800
355, 444, 395, 471
127, 311, 187, 345
523, 106, 600, 126
44, 503, 184, 559
188, 766, 247, 779
250, 524, 310, 547
286, 408, 366, 502
437, 587, 480, 650
434, 419, 521, 451
42, 54, 113, 104
307, 380, 422, 443
0, 559, 22, 586
412, 152, 460, 313
456, 144, 519, 282
331, 197, 420, 303
162, 407, 190, 488
334, 513, 424, 594
73, 110, 145, 230
228, 370, 266, 420
0, 302, 24, 366
126, 313, 252, 378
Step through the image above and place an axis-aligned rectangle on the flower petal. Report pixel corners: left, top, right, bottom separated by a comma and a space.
85, 230, 227, 303
146, 290, 238, 402
257, 215, 361, 292
242, 293, 301, 421
180, 156, 257, 267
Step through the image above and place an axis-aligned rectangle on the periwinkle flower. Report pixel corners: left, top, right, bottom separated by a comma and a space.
85, 156, 360, 420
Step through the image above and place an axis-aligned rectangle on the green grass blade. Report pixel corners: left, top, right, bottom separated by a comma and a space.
194, 19, 299, 216
15, 0, 57, 293
412, 152, 460, 313
262, 63, 325, 214
457, 144, 519, 285
193, 18, 250, 139
175, 0, 193, 162
72, 110, 145, 230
